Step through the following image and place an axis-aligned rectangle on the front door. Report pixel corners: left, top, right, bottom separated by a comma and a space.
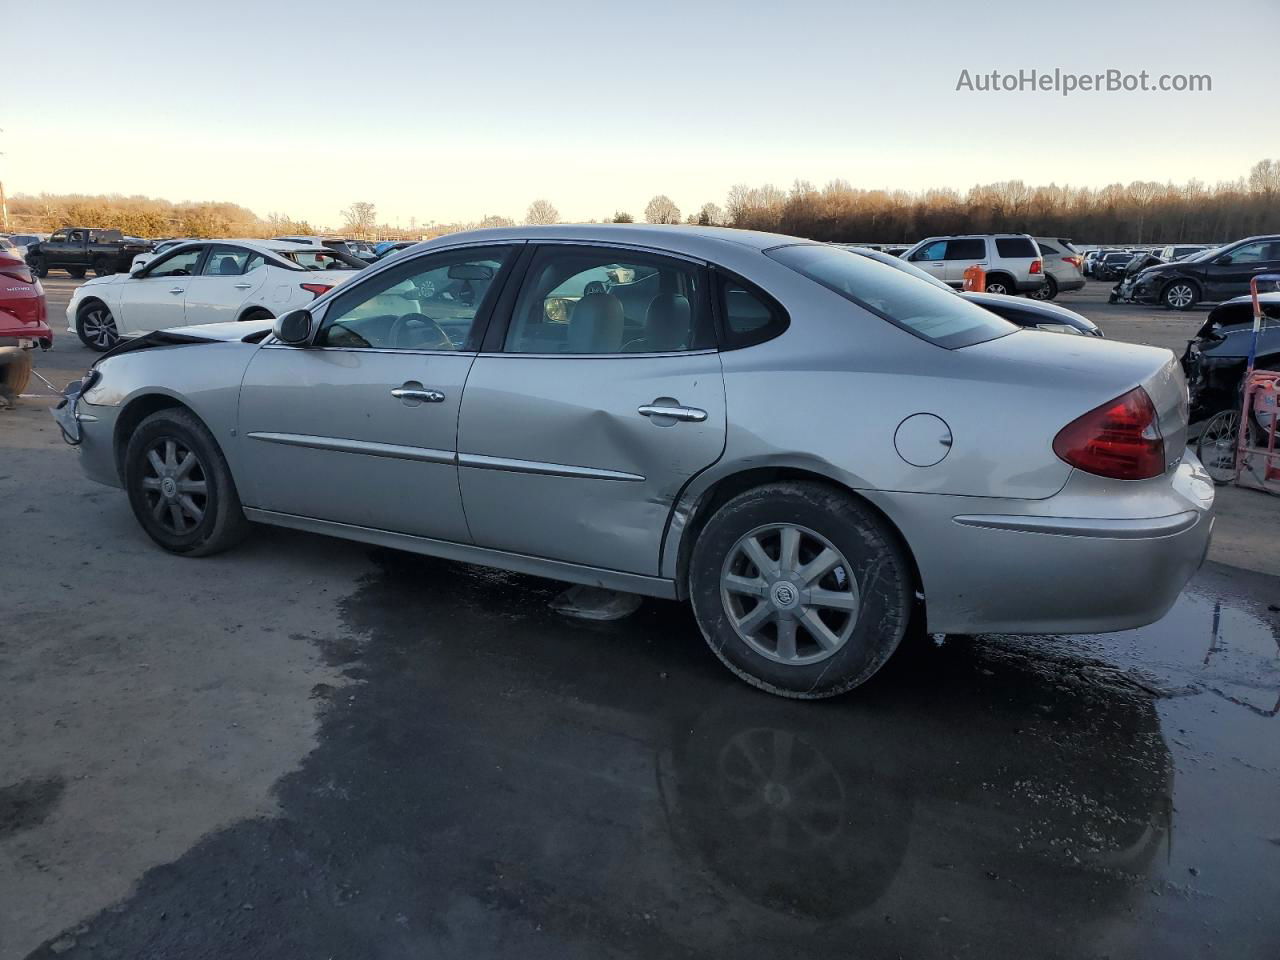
235, 244, 519, 542
182, 244, 268, 325
115, 245, 206, 336
1203, 239, 1280, 301
907, 240, 948, 285
458, 244, 726, 576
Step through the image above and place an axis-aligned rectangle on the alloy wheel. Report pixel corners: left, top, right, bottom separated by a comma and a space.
139, 436, 209, 535
1166, 284, 1195, 309
720, 523, 861, 665
81, 307, 118, 349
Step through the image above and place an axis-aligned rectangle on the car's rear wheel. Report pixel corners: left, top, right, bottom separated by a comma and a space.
1163, 281, 1198, 310
0, 348, 33, 399
66, 267, 87, 279
239, 308, 274, 323
93, 257, 115, 278
984, 275, 1014, 295
1028, 275, 1057, 300
77, 303, 119, 352
28, 256, 47, 278
689, 482, 912, 699
124, 408, 250, 556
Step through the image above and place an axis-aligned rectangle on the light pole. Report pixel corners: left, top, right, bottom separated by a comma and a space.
0, 127, 8, 231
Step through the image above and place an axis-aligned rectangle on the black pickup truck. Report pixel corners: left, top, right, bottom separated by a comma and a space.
26, 227, 153, 278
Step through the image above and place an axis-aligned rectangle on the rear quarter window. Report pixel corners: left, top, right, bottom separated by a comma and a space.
766, 244, 1016, 349
995, 237, 1038, 258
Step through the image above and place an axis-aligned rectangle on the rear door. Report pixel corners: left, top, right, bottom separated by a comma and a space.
457, 243, 726, 576
182, 244, 268, 325
942, 237, 988, 285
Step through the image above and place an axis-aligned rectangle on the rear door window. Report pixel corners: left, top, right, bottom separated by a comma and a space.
766, 244, 1016, 349
944, 238, 985, 260
718, 274, 789, 349
995, 237, 1038, 258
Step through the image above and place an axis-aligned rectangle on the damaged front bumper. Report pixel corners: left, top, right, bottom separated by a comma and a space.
51, 371, 97, 445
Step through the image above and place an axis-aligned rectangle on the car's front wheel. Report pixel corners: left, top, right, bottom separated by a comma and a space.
1163, 280, 1198, 310
124, 408, 250, 556
689, 482, 912, 699
77, 303, 120, 352
28, 256, 47, 278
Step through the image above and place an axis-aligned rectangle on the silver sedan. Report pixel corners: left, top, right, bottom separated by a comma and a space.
52, 225, 1214, 698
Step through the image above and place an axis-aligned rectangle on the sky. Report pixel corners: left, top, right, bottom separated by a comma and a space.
4, 0, 1277, 229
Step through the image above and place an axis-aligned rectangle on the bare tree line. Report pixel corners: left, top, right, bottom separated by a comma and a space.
8, 159, 1278, 244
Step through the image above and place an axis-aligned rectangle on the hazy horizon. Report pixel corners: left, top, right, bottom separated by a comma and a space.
5, 0, 1276, 228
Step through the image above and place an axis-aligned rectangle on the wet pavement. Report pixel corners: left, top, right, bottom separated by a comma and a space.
4, 276, 1279, 958
11, 545, 1278, 960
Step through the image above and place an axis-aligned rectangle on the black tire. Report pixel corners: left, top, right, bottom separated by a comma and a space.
76, 302, 119, 352
1028, 275, 1057, 301
29, 256, 48, 278
66, 267, 87, 279
689, 482, 912, 699
92, 257, 115, 278
984, 274, 1015, 295
123, 408, 250, 556
1162, 280, 1199, 311
0, 348, 33, 399
239, 308, 274, 323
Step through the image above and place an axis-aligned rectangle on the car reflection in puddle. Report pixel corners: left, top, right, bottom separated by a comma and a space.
32, 549, 1277, 960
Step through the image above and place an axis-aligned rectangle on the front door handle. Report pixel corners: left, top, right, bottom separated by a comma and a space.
169, 287, 185, 295
391, 385, 446, 404
234, 282, 253, 289
638, 403, 708, 423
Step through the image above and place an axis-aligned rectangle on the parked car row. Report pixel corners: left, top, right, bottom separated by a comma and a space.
51, 224, 1213, 700
65, 238, 366, 351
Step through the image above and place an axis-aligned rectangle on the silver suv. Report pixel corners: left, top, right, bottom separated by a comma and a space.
900, 234, 1045, 295
1030, 237, 1086, 300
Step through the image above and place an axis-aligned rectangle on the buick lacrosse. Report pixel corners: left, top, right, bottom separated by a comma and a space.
53, 225, 1214, 698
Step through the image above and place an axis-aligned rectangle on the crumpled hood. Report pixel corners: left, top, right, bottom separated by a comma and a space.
161, 319, 274, 341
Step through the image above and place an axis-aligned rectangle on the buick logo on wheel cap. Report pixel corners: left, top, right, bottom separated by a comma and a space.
771, 581, 798, 608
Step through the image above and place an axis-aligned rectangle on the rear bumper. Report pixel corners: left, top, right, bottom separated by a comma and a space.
1015, 278, 1046, 292
1054, 276, 1085, 293
865, 453, 1215, 635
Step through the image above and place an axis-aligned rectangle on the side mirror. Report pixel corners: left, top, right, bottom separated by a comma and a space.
273, 309, 313, 345
130, 254, 151, 275
1215, 255, 1232, 265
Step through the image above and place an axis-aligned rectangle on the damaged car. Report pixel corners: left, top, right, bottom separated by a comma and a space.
1182, 291, 1280, 422
52, 225, 1213, 699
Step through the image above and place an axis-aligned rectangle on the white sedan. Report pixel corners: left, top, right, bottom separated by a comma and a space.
65, 239, 366, 351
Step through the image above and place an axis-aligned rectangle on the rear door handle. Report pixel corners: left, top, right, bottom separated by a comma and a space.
169, 287, 184, 295
234, 282, 253, 289
638, 403, 707, 423
391, 386, 445, 403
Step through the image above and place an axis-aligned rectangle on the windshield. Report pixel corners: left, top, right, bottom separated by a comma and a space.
768, 244, 1016, 349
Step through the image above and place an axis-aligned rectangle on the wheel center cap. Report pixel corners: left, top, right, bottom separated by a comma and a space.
160, 477, 177, 499
771, 581, 799, 609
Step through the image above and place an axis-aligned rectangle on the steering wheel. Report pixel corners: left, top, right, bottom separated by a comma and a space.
389, 312, 452, 350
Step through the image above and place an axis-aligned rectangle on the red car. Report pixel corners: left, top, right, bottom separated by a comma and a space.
0, 251, 52, 403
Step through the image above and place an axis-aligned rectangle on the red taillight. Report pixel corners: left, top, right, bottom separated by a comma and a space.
300, 282, 333, 299
1053, 387, 1165, 481
1063, 255, 1082, 268
1029, 259, 1042, 275
0, 263, 34, 284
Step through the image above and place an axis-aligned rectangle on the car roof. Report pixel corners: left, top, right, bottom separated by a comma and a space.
414, 223, 813, 260
167, 238, 331, 254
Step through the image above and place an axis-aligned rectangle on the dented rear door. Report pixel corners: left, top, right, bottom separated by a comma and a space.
457, 352, 726, 575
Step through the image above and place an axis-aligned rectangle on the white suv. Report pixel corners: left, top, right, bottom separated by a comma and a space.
900, 234, 1045, 295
